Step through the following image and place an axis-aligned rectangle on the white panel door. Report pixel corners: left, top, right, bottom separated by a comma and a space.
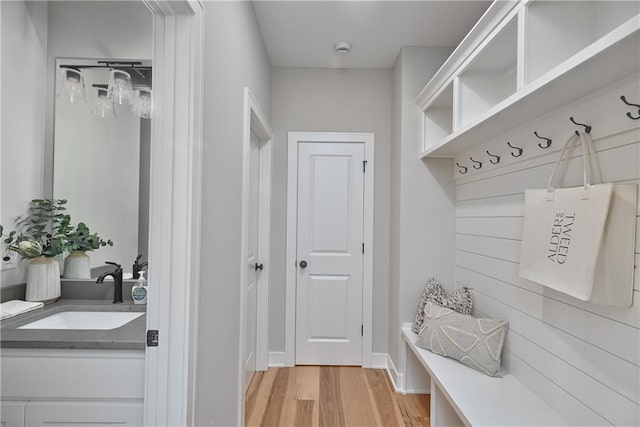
295, 142, 364, 365
244, 131, 261, 391
1, 401, 26, 427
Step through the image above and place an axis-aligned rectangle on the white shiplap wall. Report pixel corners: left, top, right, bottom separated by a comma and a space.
454, 74, 640, 426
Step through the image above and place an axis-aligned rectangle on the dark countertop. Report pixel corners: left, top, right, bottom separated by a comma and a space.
1, 299, 146, 350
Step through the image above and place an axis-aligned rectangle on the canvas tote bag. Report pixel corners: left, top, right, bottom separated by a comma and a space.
581, 133, 637, 307
519, 133, 614, 302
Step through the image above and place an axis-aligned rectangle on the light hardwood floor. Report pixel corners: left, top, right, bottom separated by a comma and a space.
245, 366, 430, 426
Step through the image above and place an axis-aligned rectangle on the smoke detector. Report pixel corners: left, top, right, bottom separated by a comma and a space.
334, 41, 352, 55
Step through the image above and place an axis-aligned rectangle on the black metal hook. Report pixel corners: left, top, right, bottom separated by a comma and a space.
569, 117, 592, 136
507, 142, 523, 157
486, 150, 500, 164
533, 131, 552, 149
456, 162, 468, 174
470, 157, 482, 169
620, 95, 640, 120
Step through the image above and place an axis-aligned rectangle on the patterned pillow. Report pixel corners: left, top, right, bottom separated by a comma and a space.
411, 279, 474, 334
411, 278, 445, 333
416, 302, 508, 377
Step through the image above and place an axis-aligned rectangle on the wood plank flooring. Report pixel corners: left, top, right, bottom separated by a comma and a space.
245, 366, 430, 426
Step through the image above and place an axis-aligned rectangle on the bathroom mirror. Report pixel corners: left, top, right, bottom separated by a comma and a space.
52, 58, 151, 278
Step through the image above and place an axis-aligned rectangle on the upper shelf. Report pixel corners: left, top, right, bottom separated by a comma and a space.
418, 1, 640, 159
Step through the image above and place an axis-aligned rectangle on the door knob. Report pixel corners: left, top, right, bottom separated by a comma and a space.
299, 260, 308, 269
254, 263, 264, 271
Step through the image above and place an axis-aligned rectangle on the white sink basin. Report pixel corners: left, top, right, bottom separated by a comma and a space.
17, 311, 144, 330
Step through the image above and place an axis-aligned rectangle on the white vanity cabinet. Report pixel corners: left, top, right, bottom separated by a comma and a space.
0, 349, 144, 427
24, 401, 143, 426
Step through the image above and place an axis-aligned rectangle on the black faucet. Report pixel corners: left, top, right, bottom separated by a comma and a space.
132, 254, 148, 280
96, 262, 124, 304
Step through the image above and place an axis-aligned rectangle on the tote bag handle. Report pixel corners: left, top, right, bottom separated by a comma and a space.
546, 132, 595, 200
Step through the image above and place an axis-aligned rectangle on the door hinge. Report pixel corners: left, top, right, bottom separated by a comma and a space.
147, 330, 159, 347
362, 243, 365, 254
363, 160, 368, 173
361, 325, 364, 336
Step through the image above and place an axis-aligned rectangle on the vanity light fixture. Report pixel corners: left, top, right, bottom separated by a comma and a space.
91, 87, 115, 118
131, 89, 152, 119
57, 67, 87, 104
57, 61, 153, 118
107, 69, 134, 105
334, 41, 352, 54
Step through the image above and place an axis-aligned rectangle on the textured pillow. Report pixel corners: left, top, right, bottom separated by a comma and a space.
411, 279, 474, 334
411, 278, 445, 333
415, 302, 508, 377
439, 286, 473, 316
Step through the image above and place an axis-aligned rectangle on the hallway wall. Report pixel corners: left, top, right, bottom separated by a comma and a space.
388, 47, 456, 375
196, 2, 272, 425
0, 0, 48, 287
269, 67, 392, 355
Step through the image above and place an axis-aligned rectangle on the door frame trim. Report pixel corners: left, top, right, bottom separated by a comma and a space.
143, 2, 203, 426
239, 87, 273, 422
285, 131, 374, 368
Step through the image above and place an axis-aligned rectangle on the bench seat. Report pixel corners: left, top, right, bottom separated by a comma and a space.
401, 325, 567, 426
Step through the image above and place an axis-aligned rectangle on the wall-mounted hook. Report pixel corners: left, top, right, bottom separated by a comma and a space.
470, 157, 482, 169
486, 150, 500, 164
456, 162, 468, 174
620, 95, 640, 120
533, 131, 552, 149
569, 116, 592, 136
507, 141, 523, 157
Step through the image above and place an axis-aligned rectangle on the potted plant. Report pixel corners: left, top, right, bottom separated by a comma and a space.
1, 199, 72, 303
63, 222, 113, 279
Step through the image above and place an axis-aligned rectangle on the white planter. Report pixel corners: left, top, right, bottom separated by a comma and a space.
26, 256, 61, 303
63, 251, 91, 279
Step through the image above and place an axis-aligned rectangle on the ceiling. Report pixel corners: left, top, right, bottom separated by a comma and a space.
252, 1, 492, 69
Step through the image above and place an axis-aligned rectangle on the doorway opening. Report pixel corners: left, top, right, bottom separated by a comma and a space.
239, 88, 273, 413
285, 132, 375, 367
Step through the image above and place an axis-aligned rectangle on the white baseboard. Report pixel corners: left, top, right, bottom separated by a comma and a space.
386, 353, 405, 392
268, 351, 286, 367
370, 352, 404, 392
371, 352, 388, 369
406, 386, 430, 394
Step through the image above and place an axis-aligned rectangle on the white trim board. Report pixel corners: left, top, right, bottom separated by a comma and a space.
143, 2, 204, 426
268, 352, 287, 368
285, 132, 375, 368
238, 88, 273, 426
371, 353, 389, 369
386, 352, 405, 393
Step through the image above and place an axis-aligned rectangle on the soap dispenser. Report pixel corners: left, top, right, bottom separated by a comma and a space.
132, 271, 148, 305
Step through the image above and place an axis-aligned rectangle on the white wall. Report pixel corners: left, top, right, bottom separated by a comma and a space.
269, 67, 392, 354
388, 47, 456, 371
45, 1, 152, 271
455, 74, 640, 425
1, 1, 48, 287
195, 2, 272, 425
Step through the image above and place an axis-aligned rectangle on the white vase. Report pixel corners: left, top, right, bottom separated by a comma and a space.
26, 256, 61, 303
63, 251, 91, 279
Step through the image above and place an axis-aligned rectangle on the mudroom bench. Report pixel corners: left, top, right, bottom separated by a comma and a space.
401, 325, 567, 427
